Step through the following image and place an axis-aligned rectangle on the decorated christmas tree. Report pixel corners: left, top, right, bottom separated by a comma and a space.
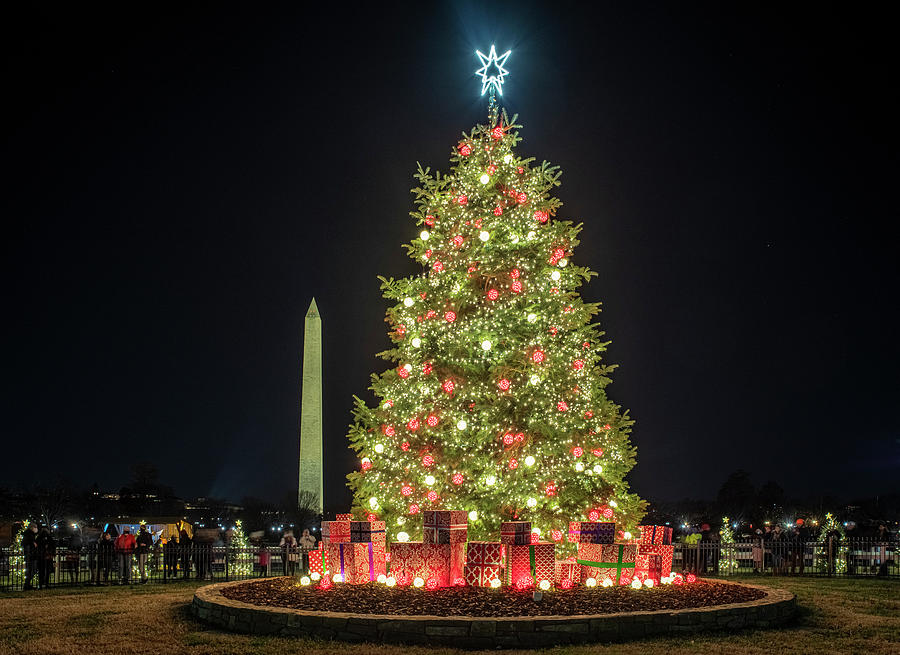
229, 519, 254, 576
347, 49, 645, 547
718, 517, 738, 575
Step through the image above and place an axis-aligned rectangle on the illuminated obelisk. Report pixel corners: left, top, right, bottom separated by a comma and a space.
298, 298, 323, 514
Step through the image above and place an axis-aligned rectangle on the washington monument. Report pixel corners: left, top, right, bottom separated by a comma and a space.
298, 298, 323, 514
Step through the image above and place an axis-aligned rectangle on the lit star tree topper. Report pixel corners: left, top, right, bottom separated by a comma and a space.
475, 45, 511, 121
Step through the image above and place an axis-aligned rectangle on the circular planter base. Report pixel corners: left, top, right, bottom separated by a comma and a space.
191, 579, 795, 647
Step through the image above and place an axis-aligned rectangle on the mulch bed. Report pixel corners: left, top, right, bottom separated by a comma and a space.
221, 578, 766, 617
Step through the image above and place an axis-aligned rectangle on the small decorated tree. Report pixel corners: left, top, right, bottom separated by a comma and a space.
814, 513, 847, 574
718, 517, 738, 575
229, 520, 254, 576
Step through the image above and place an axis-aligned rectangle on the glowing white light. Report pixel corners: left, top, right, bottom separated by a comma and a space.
479, 173, 490, 184
481, 340, 492, 351
623, 531, 632, 540
631, 579, 642, 589
575, 462, 584, 472
527, 313, 537, 323
490, 578, 502, 588
511, 235, 520, 244
593, 464, 602, 474
532, 527, 541, 536
457, 419, 468, 430
420, 230, 430, 241
411, 337, 421, 348
404, 297, 414, 307
503, 154, 513, 164
382, 401, 392, 409
559, 258, 568, 267
425, 475, 436, 485
485, 475, 497, 486
310, 572, 321, 581
585, 577, 597, 587
374, 443, 384, 454
524, 455, 536, 467
475, 45, 511, 97
602, 578, 613, 587
644, 579, 654, 588
300, 576, 311, 586
386, 576, 396, 587
527, 230, 536, 239
397, 516, 406, 525
369, 497, 379, 509
550, 270, 561, 281
333, 573, 344, 583
377, 574, 387, 584
608, 500, 618, 508
539, 580, 551, 591
361, 457, 371, 468
526, 497, 537, 508
479, 230, 490, 242
397, 531, 410, 542
530, 374, 540, 385
468, 510, 479, 521
403, 363, 412, 372
413, 577, 425, 588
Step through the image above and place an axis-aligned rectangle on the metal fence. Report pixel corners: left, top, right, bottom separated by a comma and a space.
1, 538, 896, 590
0, 545, 317, 591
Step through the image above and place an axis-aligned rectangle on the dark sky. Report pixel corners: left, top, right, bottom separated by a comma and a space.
3, 2, 898, 511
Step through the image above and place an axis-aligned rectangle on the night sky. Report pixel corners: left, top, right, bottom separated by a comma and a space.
3, 3, 897, 512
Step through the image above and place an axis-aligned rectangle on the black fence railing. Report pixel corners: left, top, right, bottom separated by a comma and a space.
1, 538, 896, 590
0, 545, 317, 591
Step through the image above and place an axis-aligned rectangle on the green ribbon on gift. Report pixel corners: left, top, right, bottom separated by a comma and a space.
528, 545, 536, 579
577, 545, 635, 584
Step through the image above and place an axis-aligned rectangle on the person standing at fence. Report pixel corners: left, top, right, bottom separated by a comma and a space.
135, 525, 153, 583
36, 526, 56, 589
115, 527, 136, 584
771, 525, 785, 574
164, 534, 179, 579
68, 529, 83, 584
22, 523, 38, 590
751, 528, 764, 573
280, 532, 298, 577
179, 528, 192, 579
792, 520, 809, 575
257, 543, 270, 577
299, 528, 316, 572
875, 524, 892, 576
96, 531, 114, 585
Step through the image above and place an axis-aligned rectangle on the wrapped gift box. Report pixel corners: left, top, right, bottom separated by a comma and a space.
350, 520, 386, 544
327, 542, 385, 584
637, 543, 673, 578
335, 513, 353, 521
577, 543, 636, 585
322, 520, 351, 544
308, 546, 328, 577
554, 559, 581, 585
465, 541, 504, 587
568, 521, 615, 544
423, 510, 468, 544
638, 525, 673, 546
389, 542, 451, 587
504, 542, 555, 586
500, 521, 532, 545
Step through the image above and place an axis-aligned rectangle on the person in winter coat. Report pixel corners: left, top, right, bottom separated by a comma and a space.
299, 529, 316, 572
135, 525, 154, 583
22, 523, 38, 590
36, 526, 56, 589
179, 529, 192, 579
280, 533, 298, 576
96, 532, 114, 585
164, 535, 179, 579
257, 544, 270, 577
115, 527, 136, 584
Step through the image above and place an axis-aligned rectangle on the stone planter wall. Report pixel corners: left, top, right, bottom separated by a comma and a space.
191, 579, 796, 647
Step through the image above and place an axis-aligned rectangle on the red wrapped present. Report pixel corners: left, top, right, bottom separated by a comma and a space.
389, 542, 451, 587
554, 559, 581, 585
637, 543, 673, 578
567, 521, 615, 544
327, 542, 385, 584
638, 525, 673, 546
504, 542, 555, 586
465, 541, 505, 587
577, 543, 636, 585
322, 520, 351, 544
350, 520, 386, 544
423, 510, 468, 544
500, 521, 532, 545
449, 542, 466, 583
308, 546, 328, 577
335, 513, 353, 521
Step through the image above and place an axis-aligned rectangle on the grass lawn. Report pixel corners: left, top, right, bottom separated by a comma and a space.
1, 576, 897, 654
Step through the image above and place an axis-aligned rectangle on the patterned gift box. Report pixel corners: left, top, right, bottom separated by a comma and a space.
308, 546, 328, 577
577, 543, 636, 585
335, 513, 353, 521
464, 562, 501, 586
567, 521, 616, 544
350, 520, 386, 544
465, 541, 504, 586
389, 542, 451, 587
554, 559, 581, 585
504, 542, 555, 586
448, 542, 466, 583
638, 525, 673, 546
423, 510, 468, 544
322, 520, 351, 544
637, 543, 673, 578
500, 521, 532, 545
327, 542, 385, 584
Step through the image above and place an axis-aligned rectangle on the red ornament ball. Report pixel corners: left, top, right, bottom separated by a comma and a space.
441, 379, 455, 394
367, 513, 377, 522
426, 414, 439, 427
422, 454, 434, 467
444, 311, 456, 323
559, 579, 574, 589
424, 215, 435, 226
424, 249, 432, 259
426, 490, 439, 502
510, 268, 520, 279
583, 410, 593, 419
517, 166, 524, 174
407, 418, 420, 431
408, 504, 419, 515
458, 143, 472, 156
515, 432, 525, 442
551, 529, 563, 542
452, 234, 464, 248
508, 458, 518, 470
397, 366, 409, 379
452, 473, 464, 485
592, 448, 603, 457
532, 350, 545, 364
384, 399, 394, 408
493, 206, 503, 216
361, 460, 372, 471
588, 509, 600, 521
686, 573, 697, 584
533, 210, 549, 223
424, 309, 437, 319
572, 446, 584, 458
502, 433, 514, 446
425, 578, 439, 590
432, 260, 444, 273
422, 362, 433, 375
573, 359, 585, 371
491, 125, 504, 140
383, 424, 396, 437
511, 280, 522, 293
487, 288, 499, 301
498, 378, 511, 391
400, 441, 410, 451
457, 194, 468, 205
454, 577, 467, 587
516, 192, 528, 204
401, 485, 413, 497
557, 401, 569, 412
487, 164, 497, 175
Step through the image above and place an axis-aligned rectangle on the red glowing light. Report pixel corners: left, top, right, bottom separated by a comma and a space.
426, 578, 439, 590
602, 507, 614, 519
458, 143, 472, 156
491, 125, 504, 140
407, 418, 420, 431
441, 379, 455, 393
383, 425, 396, 437
457, 194, 468, 205
533, 210, 549, 223
432, 260, 444, 273
551, 529, 563, 542
467, 264, 477, 274
424, 309, 437, 320
401, 485, 413, 496
686, 573, 697, 584
361, 460, 372, 471
400, 441, 410, 451
426, 414, 439, 427
452, 235, 464, 248
511, 280, 522, 293
422, 362, 433, 375
397, 574, 410, 586
545, 481, 558, 497
548, 326, 558, 335
515, 432, 525, 442
498, 378, 511, 391
510, 268, 520, 279
487, 288, 499, 301
444, 311, 456, 323
530, 532, 540, 544
559, 579, 574, 589
572, 446, 584, 458
319, 579, 333, 590
408, 505, 419, 515
573, 359, 585, 371
508, 458, 518, 469
588, 509, 600, 521
583, 410, 593, 419
424, 249, 432, 259
502, 433, 514, 445
517, 166, 524, 174
452, 473, 464, 485
397, 366, 409, 379
557, 401, 569, 412
367, 513, 377, 522
592, 448, 603, 457
424, 215, 435, 226
487, 165, 497, 174
426, 490, 439, 502
515, 577, 533, 591
454, 577, 467, 587
583, 342, 590, 350
517, 192, 528, 204
493, 206, 503, 216
384, 399, 393, 408
422, 455, 434, 467
532, 350, 545, 364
